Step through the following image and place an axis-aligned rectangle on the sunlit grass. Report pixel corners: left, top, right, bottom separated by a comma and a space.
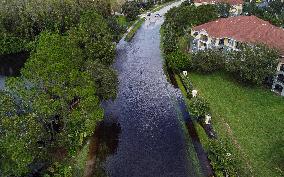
125, 18, 145, 42
189, 72, 284, 177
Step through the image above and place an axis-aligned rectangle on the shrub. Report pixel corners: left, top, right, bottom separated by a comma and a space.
68, 11, 115, 66
208, 139, 239, 177
187, 96, 210, 121
161, 25, 179, 54
0, 34, 28, 55
192, 49, 225, 73
243, 1, 284, 27
166, 50, 192, 72
225, 44, 279, 85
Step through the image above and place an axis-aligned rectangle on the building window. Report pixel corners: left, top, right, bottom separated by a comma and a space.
199, 42, 207, 49
236, 41, 241, 49
219, 38, 224, 45
211, 38, 216, 46
277, 74, 284, 84
280, 64, 284, 71
228, 39, 234, 46
274, 84, 283, 94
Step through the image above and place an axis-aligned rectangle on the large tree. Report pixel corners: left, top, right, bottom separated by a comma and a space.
0, 32, 104, 176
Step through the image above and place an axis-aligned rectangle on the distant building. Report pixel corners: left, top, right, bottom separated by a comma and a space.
190, 15, 284, 95
193, 0, 244, 16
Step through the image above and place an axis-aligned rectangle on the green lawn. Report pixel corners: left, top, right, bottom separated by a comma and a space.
189, 72, 284, 177
125, 18, 145, 42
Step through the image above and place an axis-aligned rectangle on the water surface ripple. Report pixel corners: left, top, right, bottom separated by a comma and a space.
103, 2, 197, 177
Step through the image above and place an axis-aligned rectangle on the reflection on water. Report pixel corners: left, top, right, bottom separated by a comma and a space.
102, 1, 199, 177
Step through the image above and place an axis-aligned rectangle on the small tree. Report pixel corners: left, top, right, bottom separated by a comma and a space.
122, 1, 140, 22
166, 50, 192, 72
216, 3, 231, 17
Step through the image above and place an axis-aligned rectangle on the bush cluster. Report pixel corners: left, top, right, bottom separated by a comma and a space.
225, 44, 279, 85
166, 50, 192, 72
192, 49, 225, 73
187, 96, 210, 121
208, 139, 241, 177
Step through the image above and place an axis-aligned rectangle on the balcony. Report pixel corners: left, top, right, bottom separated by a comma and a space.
280, 64, 284, 72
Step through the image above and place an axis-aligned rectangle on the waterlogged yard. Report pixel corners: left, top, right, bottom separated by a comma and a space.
189, 72, 284, 177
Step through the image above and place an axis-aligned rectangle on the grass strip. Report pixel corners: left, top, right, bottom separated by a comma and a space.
125, 18, 145, 42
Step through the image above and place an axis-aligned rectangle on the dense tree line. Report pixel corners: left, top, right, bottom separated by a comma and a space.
0, 0, 121, 176
122, 0, 176, 21
243, 0, 284, 27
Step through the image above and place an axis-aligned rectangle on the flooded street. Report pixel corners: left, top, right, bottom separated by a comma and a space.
102, 1, 200, 177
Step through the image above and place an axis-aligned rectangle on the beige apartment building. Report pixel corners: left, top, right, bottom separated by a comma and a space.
190, 15, 284, 95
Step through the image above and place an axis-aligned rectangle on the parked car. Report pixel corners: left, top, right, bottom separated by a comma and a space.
155, 13, 162, 17
147, 12, 151, 16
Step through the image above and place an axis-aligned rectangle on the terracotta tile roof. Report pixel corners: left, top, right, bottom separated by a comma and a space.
194, 0, 243, 5
193, 15, 284, 56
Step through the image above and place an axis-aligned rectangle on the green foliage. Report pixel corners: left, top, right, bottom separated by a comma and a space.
68, 11, 115, 66
0, 91, 44, 176
161, 25, 179, 54
216, 3, 231, 17
225, 44, 279, 85
106, 16, 127, 42
243, 0, 284, 27
125, 18, 145, 42
122, 1, 140, 22
166, 50, 192, 72
0, 0, 119, 55
192, 49, 225, 73
187, 96, 210, 120
208, 139, 239, 177
0, 34, 28, 55
0, 32, 105, 176
44, 161, 73, 177
180, 74, 194, 98
85, 61, 118, 100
